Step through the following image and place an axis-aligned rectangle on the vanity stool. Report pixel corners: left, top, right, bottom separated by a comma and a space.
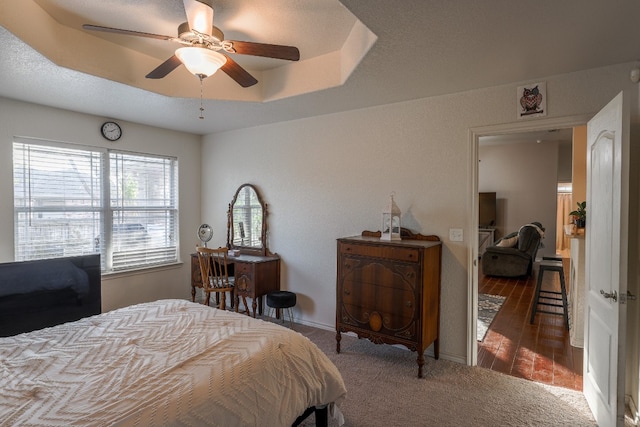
530, 260, 569, 330
266, 291, 296, 327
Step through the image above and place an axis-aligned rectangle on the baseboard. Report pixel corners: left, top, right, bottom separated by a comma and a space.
293, 317, 335, 331
294, 317, 468, 364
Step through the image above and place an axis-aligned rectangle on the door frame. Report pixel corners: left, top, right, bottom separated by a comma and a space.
467, 113, 592, 365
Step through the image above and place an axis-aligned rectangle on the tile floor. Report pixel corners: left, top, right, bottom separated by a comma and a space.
477, 258, 583, 391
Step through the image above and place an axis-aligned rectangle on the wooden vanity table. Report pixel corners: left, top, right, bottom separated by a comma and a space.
192, 183, 281, 317
190, 252, 280, 317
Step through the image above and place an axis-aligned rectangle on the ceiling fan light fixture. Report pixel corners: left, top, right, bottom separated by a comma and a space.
175, 47, 226, 77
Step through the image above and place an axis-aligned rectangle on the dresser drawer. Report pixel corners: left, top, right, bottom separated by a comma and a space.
233, 261, 254, 294
191, 255, 203, 288
341, 280, 415, 324
235, 273, 254, 293
234, 262, 253, 275
339, 303, 416, 339
340, 242, 419, 263
339, 257, 421, 292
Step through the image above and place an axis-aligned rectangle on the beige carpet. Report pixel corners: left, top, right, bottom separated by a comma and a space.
292, 323, 597, 427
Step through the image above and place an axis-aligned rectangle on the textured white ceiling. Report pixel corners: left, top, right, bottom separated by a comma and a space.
35, 0, 357, 70
1, 0, 640, 135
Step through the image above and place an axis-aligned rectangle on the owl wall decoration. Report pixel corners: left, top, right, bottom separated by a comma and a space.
517, 82, 547, 118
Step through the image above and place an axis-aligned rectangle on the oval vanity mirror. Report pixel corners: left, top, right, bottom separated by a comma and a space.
227, 183, 268, 255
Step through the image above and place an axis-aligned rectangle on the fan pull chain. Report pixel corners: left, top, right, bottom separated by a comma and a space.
198, 74, 205, 119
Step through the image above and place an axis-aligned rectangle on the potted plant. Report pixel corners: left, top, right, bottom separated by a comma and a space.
570, 201, 586, 228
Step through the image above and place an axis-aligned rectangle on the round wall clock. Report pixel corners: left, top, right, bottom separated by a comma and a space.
101, 121, 122, 141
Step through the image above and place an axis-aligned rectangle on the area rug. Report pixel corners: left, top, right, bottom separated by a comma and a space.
477, 293, 506, 341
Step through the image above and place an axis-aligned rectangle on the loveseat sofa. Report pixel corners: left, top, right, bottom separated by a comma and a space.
481, 222, 545, 278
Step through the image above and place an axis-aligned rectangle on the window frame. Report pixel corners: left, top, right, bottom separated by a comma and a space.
13, 138, 180, 274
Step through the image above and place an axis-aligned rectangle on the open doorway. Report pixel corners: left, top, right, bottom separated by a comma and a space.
473, 125, 586, 391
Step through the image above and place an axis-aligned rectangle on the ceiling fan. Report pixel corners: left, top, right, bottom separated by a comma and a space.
82, 0, 300, 88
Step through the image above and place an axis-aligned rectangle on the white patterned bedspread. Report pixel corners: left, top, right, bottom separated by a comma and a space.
0, 299, 346, 426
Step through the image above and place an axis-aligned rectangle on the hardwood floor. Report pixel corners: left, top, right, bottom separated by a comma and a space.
477, 258, 583, 391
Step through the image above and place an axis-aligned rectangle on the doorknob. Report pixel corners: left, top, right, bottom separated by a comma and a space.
600, 289, 618, 302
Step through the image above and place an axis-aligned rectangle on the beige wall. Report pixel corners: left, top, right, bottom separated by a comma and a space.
202, 62, 640, 363
558, 141, 573, 183
479, 141, 559, 254
572, 125, 587, 207
0, 98, 202, 311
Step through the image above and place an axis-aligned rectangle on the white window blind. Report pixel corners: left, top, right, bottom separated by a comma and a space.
13, 143, 103, 260
231, 188, 263, 248
13, 141, 179, 273
108, 151, 178, 271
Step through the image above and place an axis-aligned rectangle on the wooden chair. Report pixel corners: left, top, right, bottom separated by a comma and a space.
196, 246, 249, 314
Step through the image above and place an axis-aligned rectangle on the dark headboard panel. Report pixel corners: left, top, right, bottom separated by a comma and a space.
0, 254, 101, 337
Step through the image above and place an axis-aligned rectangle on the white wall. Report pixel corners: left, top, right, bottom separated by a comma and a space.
0, 98, 202, 311
479, 141, 559, 256
202, 62, 640, 363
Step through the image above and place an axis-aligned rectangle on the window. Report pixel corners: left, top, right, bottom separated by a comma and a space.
13, 140, 179, 273
557, 182, 573, 193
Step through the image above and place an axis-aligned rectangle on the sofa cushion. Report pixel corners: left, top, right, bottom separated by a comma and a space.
517, 224, 544, 253
497, 235, 518, 247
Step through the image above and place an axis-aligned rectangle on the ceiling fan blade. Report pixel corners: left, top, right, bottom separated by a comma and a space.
228, 40, 300, 61
82, 24, 173, 41
220, 56, 258, 88
183, 0, 214, 36
145, 55, 183, 79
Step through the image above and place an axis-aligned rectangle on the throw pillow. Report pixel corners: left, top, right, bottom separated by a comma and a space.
497, 235, 518, 248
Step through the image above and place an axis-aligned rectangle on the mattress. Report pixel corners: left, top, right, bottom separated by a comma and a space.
0, 299, 346, 426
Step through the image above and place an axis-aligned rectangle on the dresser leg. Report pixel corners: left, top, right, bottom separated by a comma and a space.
336, 331, 341, 353
417, 353, 424, 378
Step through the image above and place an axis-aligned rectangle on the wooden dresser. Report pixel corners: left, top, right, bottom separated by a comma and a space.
336, 233, 442, 378
191, 252, 280, 317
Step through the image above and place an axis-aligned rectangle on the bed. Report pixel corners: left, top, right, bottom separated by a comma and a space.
0, 299, 346, 426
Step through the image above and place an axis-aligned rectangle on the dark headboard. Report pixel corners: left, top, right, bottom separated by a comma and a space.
0, 254, 101, 337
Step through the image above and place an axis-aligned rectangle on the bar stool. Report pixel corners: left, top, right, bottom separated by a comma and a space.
530, 260, 569, 330
266, 291, 296, 327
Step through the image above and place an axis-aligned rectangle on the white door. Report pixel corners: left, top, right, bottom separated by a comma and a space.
583, 91, 629, 427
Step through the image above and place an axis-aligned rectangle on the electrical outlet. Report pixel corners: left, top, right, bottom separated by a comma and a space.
449, 228, 463, 242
